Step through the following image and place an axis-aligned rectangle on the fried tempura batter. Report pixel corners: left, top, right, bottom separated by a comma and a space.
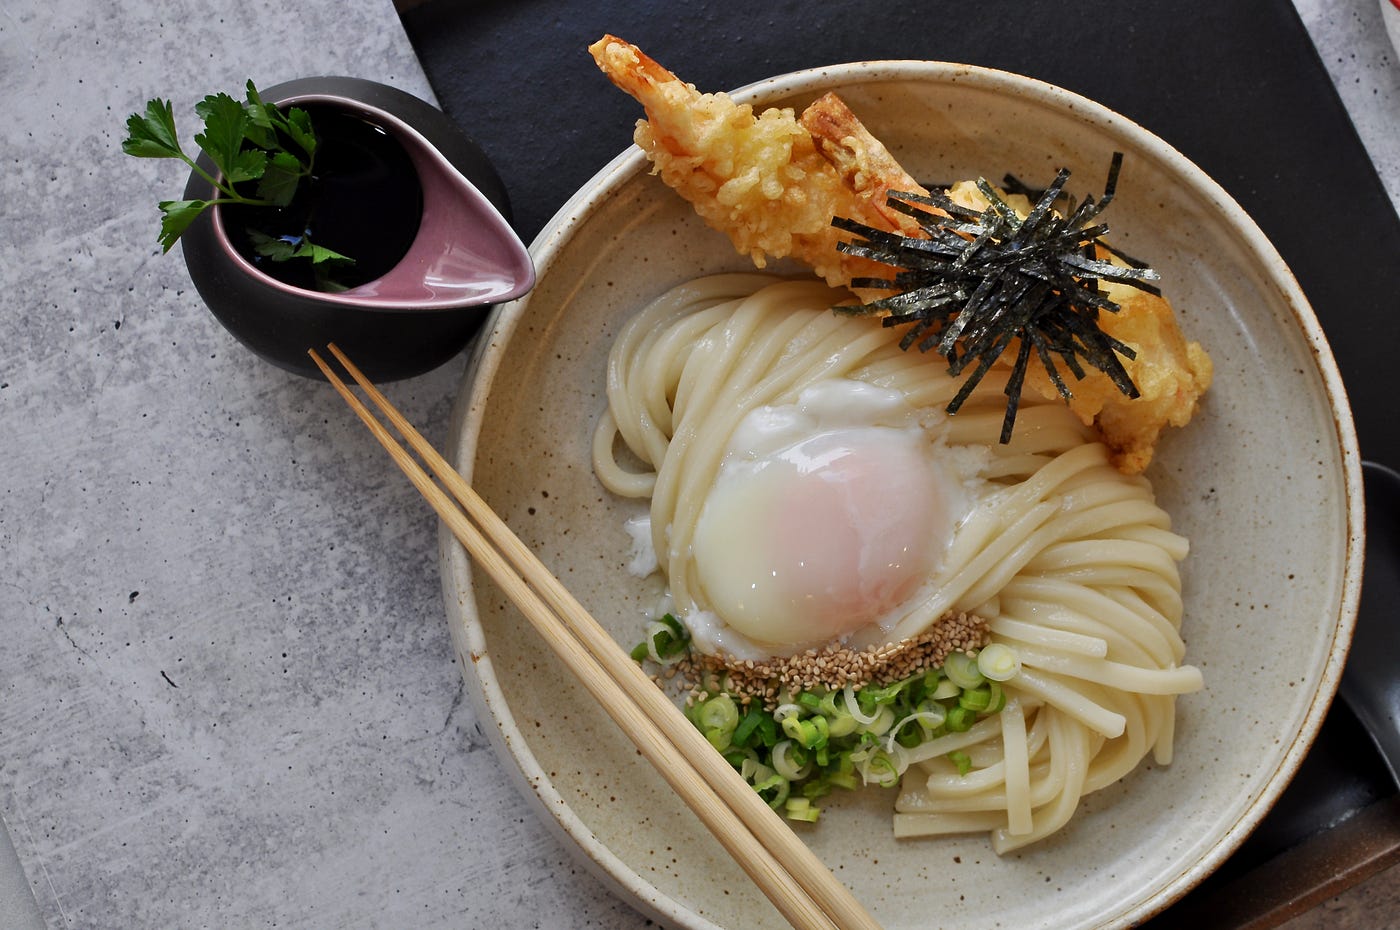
588, 36, 906, 288
589, 35, 1212, 473
797, 92, 929, 236
1030, 285, 1213, 474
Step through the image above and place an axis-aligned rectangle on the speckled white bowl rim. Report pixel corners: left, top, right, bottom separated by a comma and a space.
439, 60, 1365, 929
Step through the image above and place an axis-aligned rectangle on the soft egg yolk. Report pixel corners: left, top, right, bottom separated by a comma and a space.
691, 426, 956, 649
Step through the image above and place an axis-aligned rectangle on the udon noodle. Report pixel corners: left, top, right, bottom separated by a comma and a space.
592, 273, 1202, 851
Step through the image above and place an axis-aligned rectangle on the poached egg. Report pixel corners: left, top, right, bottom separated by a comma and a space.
687, 379, 976, 655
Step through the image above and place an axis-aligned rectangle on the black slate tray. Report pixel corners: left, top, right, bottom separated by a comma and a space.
400, 0, 1400, 924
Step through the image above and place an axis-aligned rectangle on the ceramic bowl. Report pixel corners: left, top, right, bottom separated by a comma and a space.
439, 61, 1364, 929
179, 77, 534, 382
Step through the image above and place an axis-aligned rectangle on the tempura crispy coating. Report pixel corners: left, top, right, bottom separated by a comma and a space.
588, 35, 902, 288
1031, 287, 1214, 474
797, 92, 930, 236
588, 35, 1212, 474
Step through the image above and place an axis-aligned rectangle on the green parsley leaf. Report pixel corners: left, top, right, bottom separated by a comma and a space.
281, 107, 317, 159
240, 116, 277, 152
295, 240, 353, 265
248, 230, 352, 267
241, 83, 283, 150
248, 229, 299, 262
256, 151, 302, 206
121, 99, 184, 159
191, 92, 251, 180
243, 82, 272, 124
227, 148, 268, 185
156, 199, 210, 252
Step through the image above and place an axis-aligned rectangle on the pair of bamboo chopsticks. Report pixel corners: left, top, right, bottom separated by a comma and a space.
308, 345, 882, 930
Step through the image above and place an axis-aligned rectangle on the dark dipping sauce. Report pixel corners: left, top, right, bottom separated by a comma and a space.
223, 104, 424, 291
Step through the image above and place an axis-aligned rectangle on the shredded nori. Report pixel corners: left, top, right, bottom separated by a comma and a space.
833, 153, 1160, 443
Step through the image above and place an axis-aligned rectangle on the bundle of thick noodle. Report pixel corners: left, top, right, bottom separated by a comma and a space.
592, 274, 1202, 852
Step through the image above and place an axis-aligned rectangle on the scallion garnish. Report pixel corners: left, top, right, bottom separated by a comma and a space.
629, 612, 691, 664
943, 651, 985, 690
654, 643, 1023, 820
784, 797, 822, 823
977, 642, 1022, 682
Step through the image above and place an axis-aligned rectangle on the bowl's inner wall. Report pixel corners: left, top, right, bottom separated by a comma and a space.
452, 70, 1352, 930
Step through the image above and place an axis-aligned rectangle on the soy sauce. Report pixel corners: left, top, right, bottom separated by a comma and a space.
223, 105, 424, 292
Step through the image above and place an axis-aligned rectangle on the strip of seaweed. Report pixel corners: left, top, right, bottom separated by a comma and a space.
834, 154, 1159, 442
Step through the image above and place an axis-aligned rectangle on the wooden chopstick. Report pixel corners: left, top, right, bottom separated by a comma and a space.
309, 345, 883, 930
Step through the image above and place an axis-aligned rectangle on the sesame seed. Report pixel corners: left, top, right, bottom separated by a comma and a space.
673, 611, 990, 709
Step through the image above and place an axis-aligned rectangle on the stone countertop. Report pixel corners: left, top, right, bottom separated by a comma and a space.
0, 1, 1396, 929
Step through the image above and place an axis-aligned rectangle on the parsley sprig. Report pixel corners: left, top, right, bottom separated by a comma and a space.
833, 154, 1159, 442
122, 81, 351, 266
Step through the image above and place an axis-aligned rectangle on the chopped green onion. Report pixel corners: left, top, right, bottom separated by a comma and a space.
662, 623, 1014, 823
630, 613, 691, 664
861, 750, 902, 788
753, 772, 790, 809
808, 716, 831, 749
772, 740, 812, 781
958, 686, 992, 712
825, 711, 858, 739
986, 681, 1006, 714
887, 704, 947, 749
808, 714, 830, 748
785, 797, 821, 823
949, 750, 973, 776
773, 702, 802, 722
915, 700, 948, 732
697, 693, 739, 732
825, 769, 859, 791
863, 704, 896, 737
732, 706, 764, 747
692, 693, 739, 751
929, 677, 961, 701
977, 642, 1021, 681
755, 713, 779, 748
740, 757, 770, 783
723, 746, 755, 768
946, 705, 977, 732
841, 684, 880, 726
943, 651, 985, 689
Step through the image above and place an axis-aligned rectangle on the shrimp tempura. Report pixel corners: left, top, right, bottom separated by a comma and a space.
588, 35, 915, 288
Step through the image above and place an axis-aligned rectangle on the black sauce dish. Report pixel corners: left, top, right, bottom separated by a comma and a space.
179, 76, 534, 382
